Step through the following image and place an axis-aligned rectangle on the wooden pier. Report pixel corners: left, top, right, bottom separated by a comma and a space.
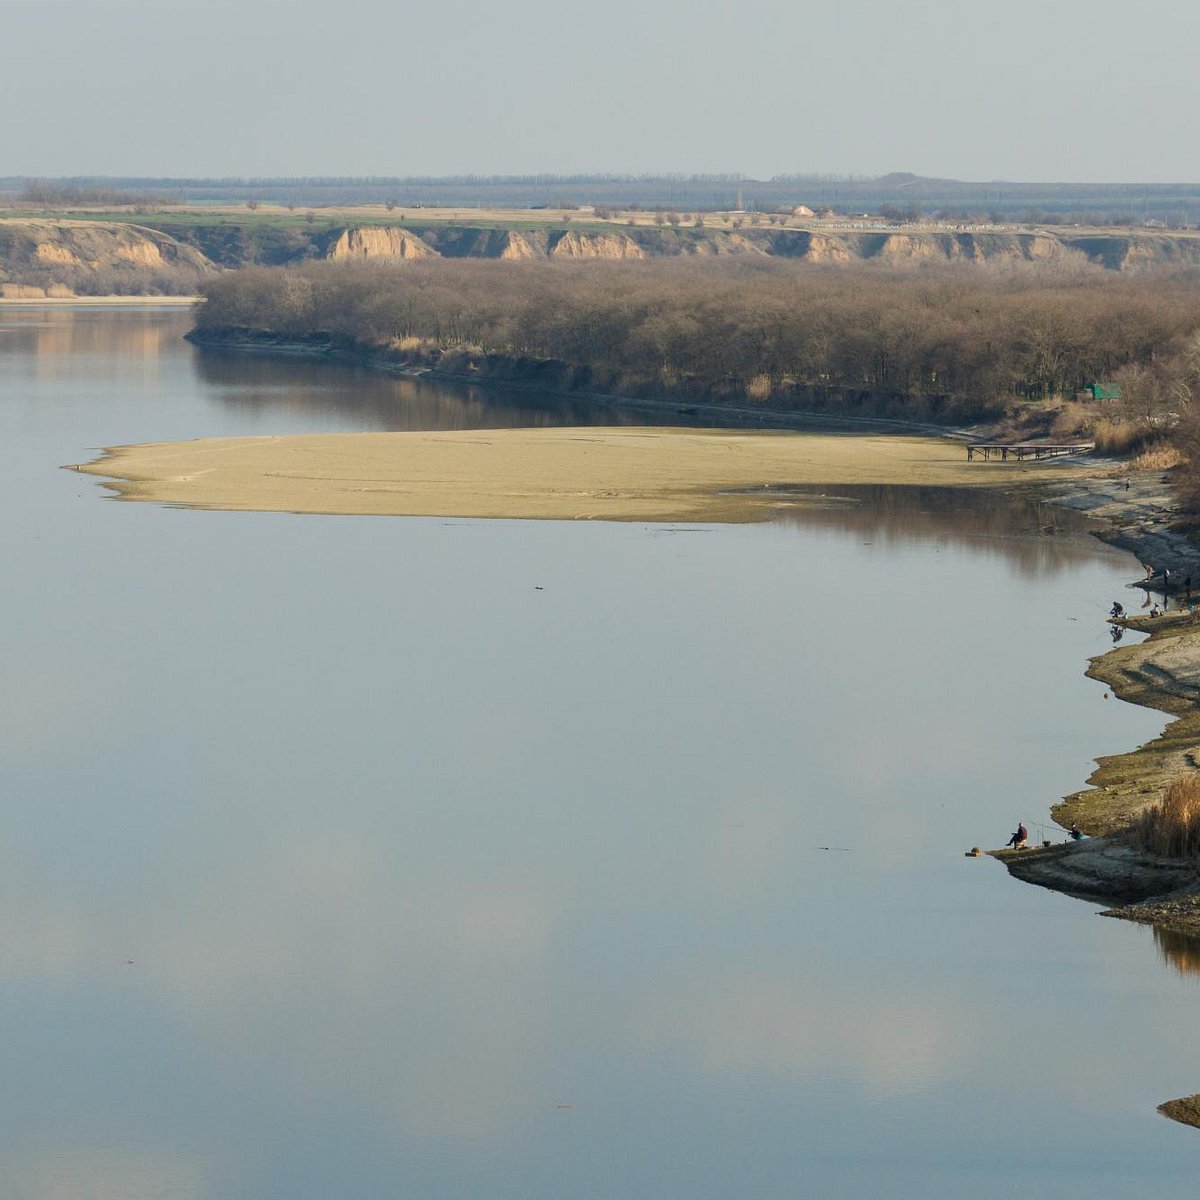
965, 441, 1092, 463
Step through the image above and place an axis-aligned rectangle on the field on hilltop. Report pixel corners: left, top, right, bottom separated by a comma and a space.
8, 172, 1200, 224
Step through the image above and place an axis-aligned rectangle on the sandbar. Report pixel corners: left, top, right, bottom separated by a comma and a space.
74, 428, 1090, 523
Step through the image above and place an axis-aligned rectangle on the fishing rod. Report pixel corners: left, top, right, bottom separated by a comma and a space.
1030, 818, 1083, 844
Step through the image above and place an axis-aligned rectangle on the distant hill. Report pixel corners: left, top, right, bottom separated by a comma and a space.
3, 174, 1200, 224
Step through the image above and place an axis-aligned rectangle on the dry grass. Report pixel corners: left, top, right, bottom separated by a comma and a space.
1134, 442, 1185, 470
1049, 401, 1094, 440
1093, 418, 1161, 456
746, 373, 772, 401
1135, 774, 1200, 858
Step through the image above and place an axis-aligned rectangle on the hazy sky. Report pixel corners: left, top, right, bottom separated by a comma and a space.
3, 0, 1197, 181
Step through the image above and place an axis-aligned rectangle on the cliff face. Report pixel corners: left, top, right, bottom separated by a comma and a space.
322, 226, 436, 260
403, 224, 1200, 269
1062, 234, 1200, 270
0, 219, 215, 296
7, 216, 1200, 295
548, 230, 644, 259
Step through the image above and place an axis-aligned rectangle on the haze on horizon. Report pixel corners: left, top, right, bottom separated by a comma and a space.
3, 0, 1197, 184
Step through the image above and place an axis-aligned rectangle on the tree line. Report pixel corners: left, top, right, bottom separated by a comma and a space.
197, 258, 1200, 424
18, 180, 181, 208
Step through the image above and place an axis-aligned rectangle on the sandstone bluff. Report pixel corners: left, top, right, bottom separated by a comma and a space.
7, 215, 1200, 295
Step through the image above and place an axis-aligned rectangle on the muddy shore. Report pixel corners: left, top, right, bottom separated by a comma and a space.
992, 467, 1200, 939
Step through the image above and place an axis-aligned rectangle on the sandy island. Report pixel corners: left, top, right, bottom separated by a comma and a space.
73, 428, 1091, 523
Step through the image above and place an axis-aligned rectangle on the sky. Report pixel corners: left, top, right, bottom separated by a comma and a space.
2, 0, 1198, 182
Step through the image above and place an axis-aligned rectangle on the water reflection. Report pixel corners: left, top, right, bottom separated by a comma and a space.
194, 343, 836, 434
1152, 926, 1200, 976
769, 483, 1116, 576
0, 304, 177, 363
194, 348, 682, 432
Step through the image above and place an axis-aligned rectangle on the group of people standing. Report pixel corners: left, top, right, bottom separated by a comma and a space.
1108, 563, 1196, 625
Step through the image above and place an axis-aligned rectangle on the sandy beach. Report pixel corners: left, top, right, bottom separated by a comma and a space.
74, 427, 1092, 522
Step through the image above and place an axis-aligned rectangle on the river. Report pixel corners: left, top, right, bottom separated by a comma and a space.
2, 305, 1197, 1199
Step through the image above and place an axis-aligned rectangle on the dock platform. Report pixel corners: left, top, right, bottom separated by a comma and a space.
966, 442, 1093, 462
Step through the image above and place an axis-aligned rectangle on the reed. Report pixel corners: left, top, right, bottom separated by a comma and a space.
1093, 418, 1160, 457
1135, 775, 1200, 858
1133, 442, 1184, 470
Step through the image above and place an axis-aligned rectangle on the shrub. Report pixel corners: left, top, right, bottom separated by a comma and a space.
746, 373, 773, 401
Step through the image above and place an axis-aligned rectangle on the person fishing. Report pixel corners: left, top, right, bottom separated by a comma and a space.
1006, 822, 1028, 849
1068, 825, 1084, 841
1109, 601, 1125, 619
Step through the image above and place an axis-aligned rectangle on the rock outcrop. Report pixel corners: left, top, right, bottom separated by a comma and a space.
323, 227, 437, 260
1062, 234, 1200, 270
548, 231, 644, 259
993, 837, 1198, 904
0, 219, 215, 295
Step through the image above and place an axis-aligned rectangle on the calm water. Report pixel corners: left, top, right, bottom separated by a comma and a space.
2, 306, 1198, 1199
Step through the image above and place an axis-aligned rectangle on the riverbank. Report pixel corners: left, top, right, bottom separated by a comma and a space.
991, 467, 1200, 939
184, 328, 968, 435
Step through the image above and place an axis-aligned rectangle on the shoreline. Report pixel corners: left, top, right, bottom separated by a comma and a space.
991, 469, 1200, 938
0, 295, 198, 306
